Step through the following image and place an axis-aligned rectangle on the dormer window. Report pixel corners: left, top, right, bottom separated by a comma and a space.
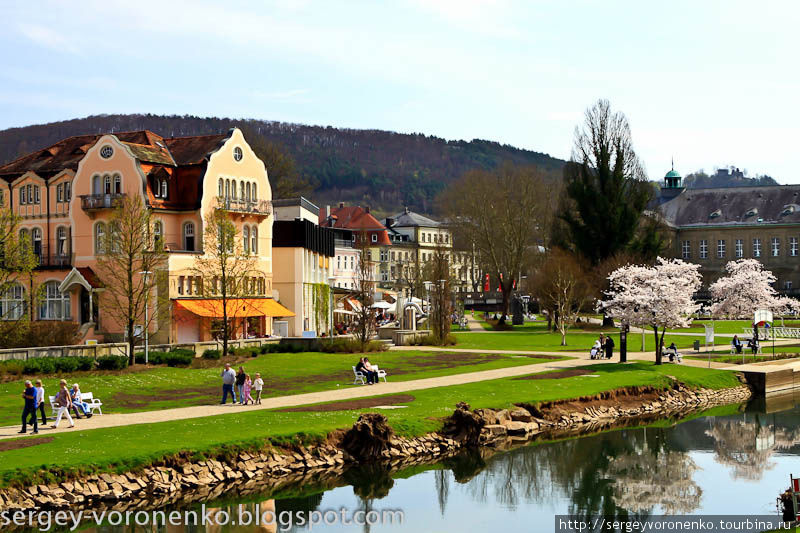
782, 205, 796, 216
745, 208, 758, 217
709, 209, 721, 219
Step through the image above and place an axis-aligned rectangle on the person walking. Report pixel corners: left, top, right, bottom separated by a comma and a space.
253, 373, 264, 405
19, 380, 38, 434
236, 366, 246, 405
604, 335, 614, 360
220, 363, 236, 404
51, 380, 75, 429
27, 379, 47, 427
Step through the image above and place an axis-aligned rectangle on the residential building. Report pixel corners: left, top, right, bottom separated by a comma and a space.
657, 167, 800, 296
272, 198, 335, 336
320, 203, 389, 283
0, 128, 293, 344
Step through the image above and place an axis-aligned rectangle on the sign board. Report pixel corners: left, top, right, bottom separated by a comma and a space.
754, 309, 774, 327
704, 324, 715, 344
85, 339, 97, 346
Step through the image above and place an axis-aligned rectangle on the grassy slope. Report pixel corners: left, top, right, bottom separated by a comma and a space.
0, 351, 560, 427
0, 362, 741, 485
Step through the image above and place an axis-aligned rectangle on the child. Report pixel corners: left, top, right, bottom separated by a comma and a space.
242, 374, 253, 405
253, 373, 264, 405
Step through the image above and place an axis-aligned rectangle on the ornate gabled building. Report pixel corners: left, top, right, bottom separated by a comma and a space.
0, 128, 294, 344
657, 168, 800, 296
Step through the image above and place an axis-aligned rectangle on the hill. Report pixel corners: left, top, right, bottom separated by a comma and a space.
0, 114, 565, 213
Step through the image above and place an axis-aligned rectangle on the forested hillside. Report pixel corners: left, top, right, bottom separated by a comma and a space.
0, 114, 564, 213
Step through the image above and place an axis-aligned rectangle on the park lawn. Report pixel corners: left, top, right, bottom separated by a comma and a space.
0, 350, 561, 427
452, 330, 721, 353
0, 361, 741, 486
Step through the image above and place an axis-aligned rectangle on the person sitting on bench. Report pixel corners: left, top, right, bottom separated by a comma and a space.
665, 342, 682, 363
731, 335, 743, 354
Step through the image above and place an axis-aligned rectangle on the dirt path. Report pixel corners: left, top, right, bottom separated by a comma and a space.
0, 355, 618, 441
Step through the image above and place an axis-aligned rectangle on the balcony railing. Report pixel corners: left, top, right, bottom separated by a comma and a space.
217, 197, 272, 216
37, 253, 73, 268
80, 193, 127, 211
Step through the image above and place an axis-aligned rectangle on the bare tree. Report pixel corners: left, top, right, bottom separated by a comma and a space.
424, 244, 453, 344
0, 207, 40, 346
191, 208, 259, 356
393, 249, 425, 300
352, 232, 377, 349
95, 196, 167, 364
441, 164, 558, 324
531, 248, 592, 345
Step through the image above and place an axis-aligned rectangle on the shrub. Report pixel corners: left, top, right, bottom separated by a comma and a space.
1, 360, 24, 376
53, 357, 80, 373
161, 351, 193, 367
75, 357, 95, 371
411, 333, 457, 347
202, 349, 222, 360
23, 357, 56, 374
231, 347, 259, 358
319, 339, 388, 353
97, 355, 128, 370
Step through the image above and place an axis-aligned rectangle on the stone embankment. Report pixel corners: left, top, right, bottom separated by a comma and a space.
0, 382, 752, 517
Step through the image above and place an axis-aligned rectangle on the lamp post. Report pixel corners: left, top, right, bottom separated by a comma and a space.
328, 276, 336, 337
139, 270, 152, 364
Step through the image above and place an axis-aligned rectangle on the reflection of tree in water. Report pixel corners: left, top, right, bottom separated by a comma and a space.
604, 444, 702, 514
345, 463, 395, 533
705, 414, 800, 481
275, 492, 324, 517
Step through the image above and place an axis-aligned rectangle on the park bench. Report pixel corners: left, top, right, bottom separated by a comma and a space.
48, 392, 103, 417
352, 366, 388, 385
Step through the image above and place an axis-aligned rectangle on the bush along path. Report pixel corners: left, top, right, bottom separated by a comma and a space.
0, 374, 752, 520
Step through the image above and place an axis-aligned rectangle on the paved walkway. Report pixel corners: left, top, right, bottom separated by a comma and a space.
0, 355, 617, 441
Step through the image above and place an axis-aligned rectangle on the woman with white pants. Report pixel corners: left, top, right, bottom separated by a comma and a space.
52, 380, 75, 429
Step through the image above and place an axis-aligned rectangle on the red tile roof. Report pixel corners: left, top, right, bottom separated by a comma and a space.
76, 267, 103, 289
320, 205, 391, 245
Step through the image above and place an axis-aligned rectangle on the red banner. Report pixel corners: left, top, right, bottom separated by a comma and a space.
483, 273, 490, 292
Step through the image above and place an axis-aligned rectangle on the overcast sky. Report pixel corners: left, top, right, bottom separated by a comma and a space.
1, 0, 798, 182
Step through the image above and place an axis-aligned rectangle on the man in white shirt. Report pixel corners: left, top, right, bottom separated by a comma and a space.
27, 379, 47, 426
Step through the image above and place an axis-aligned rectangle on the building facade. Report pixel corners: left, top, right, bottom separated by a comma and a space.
0, 128, 293, 344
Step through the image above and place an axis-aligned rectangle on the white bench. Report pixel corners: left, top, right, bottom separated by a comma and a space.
352, 366, 388, 385
49, 392, 103, 417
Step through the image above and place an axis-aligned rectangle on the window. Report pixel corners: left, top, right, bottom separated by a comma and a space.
792, 237, 799, 257
0, 190, 4, 207
391, 251, 395, 261
57, 227, 67, 256
225, 179, 230, 198
772, 237, 780, 257
785, 280, 793, 290
153, 221, 163, 249
699, 240, 708, 259
233, 146, 243, 161
92, 175, 101, 195
380, 250, 388, 261
717, 239, 726, 258
753, 238, 762, 258
337, 256, 341, 270
178, 276, 184, 295
57, 184, 63, 203
252, 183, 257, 200
246, 182, 251, 202
104, 175, 111, 195
39, 281, 70, 320
183, 222, 195, 251
681, 240, 691, 259
35, 186, 40, 204
32, 227, 42, 257
239, 181, 245, 200
251, 226, 257, 254
113, 175, 121, 195
160, 179, 167, 199
0, 284, 25, 320
19, 186, 25, 205
26, 185, 32, 204
735, 239, 744, 258
95, 223, 106, 254
64, 182, 71, 200
231, 181, 237, 200
243, 226, 250, 254
218, 178, 224, 197
371, 234, 377, 243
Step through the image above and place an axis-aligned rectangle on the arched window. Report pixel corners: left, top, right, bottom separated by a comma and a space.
31, 227, 42, 258
56, 226, 67, 256
231, 180, 237, 200
161, 180, 168, 199
92, 175, 101, 195
225, 179, 230, 198
252, 182, 257, 200
240, 181, 245, 200
183, 222, 195, 251
103, 175, 111, 195
218, 178, 223, 197
65, 181, 71, 200
95, 223, 106, 254
251, 225, 258, 254
57, 184, 63, 203
0, 283, 25, 320
246, 182, 251, 202
113, 174, 122, 194
153, 220, 163, 249
39, 280, 70, 320
243, 226, 250, 254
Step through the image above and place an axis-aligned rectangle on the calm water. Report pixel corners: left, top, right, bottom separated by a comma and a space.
96, 392, 800, 532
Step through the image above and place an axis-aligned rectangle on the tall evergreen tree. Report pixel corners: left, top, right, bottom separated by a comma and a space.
559, 99, 658, 265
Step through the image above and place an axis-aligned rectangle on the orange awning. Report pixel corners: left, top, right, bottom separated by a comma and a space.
175, 298, 295, 318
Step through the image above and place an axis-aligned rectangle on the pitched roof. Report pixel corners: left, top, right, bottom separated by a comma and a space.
320, 205, 391, 245
658, 186, 800, 227
386, 208, 440, 228
0, 130, 231, 183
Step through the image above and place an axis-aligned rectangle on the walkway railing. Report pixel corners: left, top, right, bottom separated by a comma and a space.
741, 326, 800, 339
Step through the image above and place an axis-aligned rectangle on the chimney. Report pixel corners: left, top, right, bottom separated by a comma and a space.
365, 206, 370, 213
386, 217, 394, 227
339, 202, 344, 208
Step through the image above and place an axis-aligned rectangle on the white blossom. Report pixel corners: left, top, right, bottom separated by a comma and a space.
709, 259, 800, 319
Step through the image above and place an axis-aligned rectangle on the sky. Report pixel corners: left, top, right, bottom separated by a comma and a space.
1, 0, 799, 182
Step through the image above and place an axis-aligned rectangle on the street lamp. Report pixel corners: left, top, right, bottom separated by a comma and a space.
139, 270, 152, 364
328, 276, 336, 337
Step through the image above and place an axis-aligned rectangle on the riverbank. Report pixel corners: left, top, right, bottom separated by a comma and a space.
0, 373, 752, 519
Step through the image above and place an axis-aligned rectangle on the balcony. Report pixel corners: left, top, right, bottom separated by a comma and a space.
80, 193, 126, 213
37, 253, 73, 269
217, 197, 272, 217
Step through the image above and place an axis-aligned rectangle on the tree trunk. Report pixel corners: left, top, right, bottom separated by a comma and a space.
653, 326, 663, 365
127, 319, 135, 365
620, 323, 628, 363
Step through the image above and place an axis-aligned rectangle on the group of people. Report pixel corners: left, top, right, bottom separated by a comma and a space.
20, 379, 92, 434
355, 356, 381, 384
590, 334, 615, 359
220, 364, 264, 405
731, 334, 760, 355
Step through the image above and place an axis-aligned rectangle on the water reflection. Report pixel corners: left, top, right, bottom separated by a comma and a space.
70, 395, 800, 532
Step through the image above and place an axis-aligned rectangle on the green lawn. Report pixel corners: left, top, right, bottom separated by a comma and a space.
452, 329, 720, 353
0, 361, 741, 486
0, 350, 560, 427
